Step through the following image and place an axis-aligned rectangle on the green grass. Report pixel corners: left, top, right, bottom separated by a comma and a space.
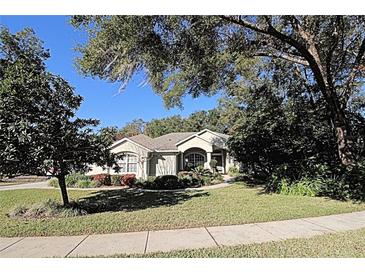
1, 183, 365, 237
103, 228, 365, 258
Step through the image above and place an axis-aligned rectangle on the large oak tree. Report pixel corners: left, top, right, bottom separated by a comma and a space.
72, 16, 365, 165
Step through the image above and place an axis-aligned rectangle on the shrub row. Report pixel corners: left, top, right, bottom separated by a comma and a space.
48, 173, 136, 188
134, 168, 224, 190
48, 168, 224, 190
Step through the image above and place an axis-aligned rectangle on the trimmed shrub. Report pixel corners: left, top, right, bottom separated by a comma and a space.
121, 174, 136, 186
91, 174, 111, 186
149, 175, 182, 190
76, 180, 98, 188
65, 172, 89, 187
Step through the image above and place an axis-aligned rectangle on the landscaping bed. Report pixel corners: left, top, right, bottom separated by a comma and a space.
48, 168, 225, 190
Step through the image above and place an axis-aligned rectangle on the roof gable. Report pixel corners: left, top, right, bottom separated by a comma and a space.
110, 129, 229, 152
175, 129, 229, 147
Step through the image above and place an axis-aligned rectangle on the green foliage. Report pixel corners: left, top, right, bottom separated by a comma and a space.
144, 115, 184, 138
177, 171, 203, 187
65, 173, 89, 187
48, 175, 97, 188
228, 166, 239, 176
48, 178, 59, 188
71, 15, 365, 198
209, 159, 218, 169
76, 180, 98, 188
111, 175, 122, 186
268, 161, 365, 201
8, 199, 87, 219
91, 174, 111, 186
0, 27, 119, 205
105, 109, 227, 140
152, 175, 180, 190
278, 178, 320, 197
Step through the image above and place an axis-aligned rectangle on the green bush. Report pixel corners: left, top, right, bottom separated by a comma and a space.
152, 175, 181, 190
228, 166, 240, 176
65, 172, 89, 187
201, 176, 212, 185
147, 176, 156, 182
48, 176, 97, 188
76, 180, 97, 188
48, 178, 59, 188
209, 159, 218, 171
277, 177, 320, 197
178, 171, 202, 187
111, 175, 122, 186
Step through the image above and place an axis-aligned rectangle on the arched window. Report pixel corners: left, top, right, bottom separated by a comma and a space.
118, 153, 138, 173
185, 153, 205, 168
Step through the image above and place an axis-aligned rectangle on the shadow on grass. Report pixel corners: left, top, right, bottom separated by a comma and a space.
77, 189, 210, 214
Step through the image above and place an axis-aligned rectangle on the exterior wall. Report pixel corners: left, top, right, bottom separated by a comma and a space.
197, 131, 227, 148
86, 164, 109, 176
225, 152, 238, 171
177, 137, 213, 153
148, 152, 178, 177
86, 140, 149, 179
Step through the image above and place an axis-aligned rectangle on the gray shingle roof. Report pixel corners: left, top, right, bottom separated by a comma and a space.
128, 134, 155, 150
152, 132, 197, 150
124, 130, 229, 151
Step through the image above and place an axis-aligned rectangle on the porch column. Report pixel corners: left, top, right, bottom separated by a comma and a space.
207, 152, 212, 170
180, 152, 184, 171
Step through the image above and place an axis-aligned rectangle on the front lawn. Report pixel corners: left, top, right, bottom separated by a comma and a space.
106, 228, 365, 258
1, 183, 365, 237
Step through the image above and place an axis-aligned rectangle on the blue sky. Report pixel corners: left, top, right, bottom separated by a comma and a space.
0, 16, 220, 129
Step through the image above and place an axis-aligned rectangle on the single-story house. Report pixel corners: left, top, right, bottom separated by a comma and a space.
87, 129, 238, 179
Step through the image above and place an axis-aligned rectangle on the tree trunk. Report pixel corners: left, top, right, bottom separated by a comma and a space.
57, 174, 69, 206
334, 116, 353, 166
325, 87, 354, 166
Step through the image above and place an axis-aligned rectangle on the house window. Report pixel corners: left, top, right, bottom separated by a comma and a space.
119, 154, 138, 173
185, 153, 205, 168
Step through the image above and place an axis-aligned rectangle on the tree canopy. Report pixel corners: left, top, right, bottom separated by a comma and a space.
0, 27, 118, 205
72, 15, 365, 165
103, 108, 227, 140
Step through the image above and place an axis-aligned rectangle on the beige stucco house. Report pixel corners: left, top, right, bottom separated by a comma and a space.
87, 129, 237, 179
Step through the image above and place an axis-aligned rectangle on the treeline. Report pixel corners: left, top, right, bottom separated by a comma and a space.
102, 108, 230, 140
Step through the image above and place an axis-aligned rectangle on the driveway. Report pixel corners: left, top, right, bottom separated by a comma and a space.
0, 181, 50, 191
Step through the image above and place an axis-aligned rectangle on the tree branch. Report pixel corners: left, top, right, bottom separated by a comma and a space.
220, 15, 328, 94
254, 51, 309, 66
345, 36, 365, 91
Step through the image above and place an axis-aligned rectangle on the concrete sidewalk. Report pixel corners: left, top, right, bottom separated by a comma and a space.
1, 210, 365, 258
